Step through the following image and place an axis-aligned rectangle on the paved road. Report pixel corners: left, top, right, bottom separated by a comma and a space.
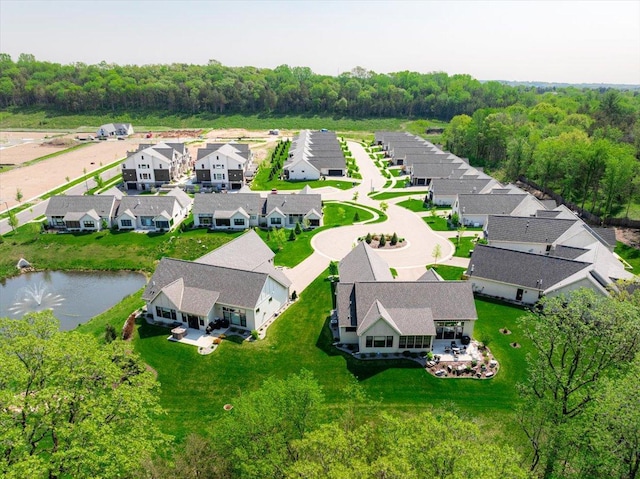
285, 141, 460, 295
0, 164, 121, 235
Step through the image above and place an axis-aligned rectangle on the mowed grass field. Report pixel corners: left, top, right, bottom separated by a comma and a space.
80, 268, 531, 444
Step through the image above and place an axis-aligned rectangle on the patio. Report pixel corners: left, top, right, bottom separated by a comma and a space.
167, 325, 230, 354
431, 339, 483, 362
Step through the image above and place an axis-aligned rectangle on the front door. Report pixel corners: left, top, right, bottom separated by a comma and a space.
187, 314, 199, 329
516, 288, 524, 301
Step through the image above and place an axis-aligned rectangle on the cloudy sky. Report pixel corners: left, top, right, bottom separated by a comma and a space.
1, 0, 639, 84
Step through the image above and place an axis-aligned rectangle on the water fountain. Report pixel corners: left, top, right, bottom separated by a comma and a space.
6, 282, 65, 316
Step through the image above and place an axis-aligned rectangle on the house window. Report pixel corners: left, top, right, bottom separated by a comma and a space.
215, 164, 224, 169
140, 173, 151, 180
155, 220, 170, 230
155, 306, 177, 320
346, 327, 356, 332
399, 335, 430, 349
121, 219, 132, 227
199, 215, 212, 226
213, 173, 225, 180
234, 218, 245, 226
271, 217, 282, 225
199, 318, 205, 326
366, 336, 393, 348
223, 307, 246, 327
83, 220, 95, 228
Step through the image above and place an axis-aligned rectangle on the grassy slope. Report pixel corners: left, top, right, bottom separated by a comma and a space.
0, 224, 241, 279
123, 270, 530, 440
0, 110, 406, 132
615, 241, 640, 274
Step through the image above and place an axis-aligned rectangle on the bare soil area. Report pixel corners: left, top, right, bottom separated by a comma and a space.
0, 140, 134, 208
615, 228, 640, 248
0, 142, 68, 166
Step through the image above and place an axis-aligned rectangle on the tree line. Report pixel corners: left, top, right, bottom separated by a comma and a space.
2, 53, 636, 122
442, 89, 640, 219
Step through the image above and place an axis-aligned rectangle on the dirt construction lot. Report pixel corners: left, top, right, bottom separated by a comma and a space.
0, 140, 135, 208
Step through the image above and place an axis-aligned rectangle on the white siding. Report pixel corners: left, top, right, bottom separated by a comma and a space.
471, 277, 541, 304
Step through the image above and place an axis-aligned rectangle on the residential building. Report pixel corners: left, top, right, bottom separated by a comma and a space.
192, 191, 323, 230
284, 130, 346, 180
115, 188, 192, 231
195, 143, 253, 190
427, 178, 500, 206
121, 142, 191, 190
335, 243, 477, 354
452, 191, 546, 227
97, 123, 134, 138
45, 195, 118, 231
142, 230, 291, 332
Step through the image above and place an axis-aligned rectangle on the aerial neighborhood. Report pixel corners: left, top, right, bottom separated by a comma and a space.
40, 128, 635, 328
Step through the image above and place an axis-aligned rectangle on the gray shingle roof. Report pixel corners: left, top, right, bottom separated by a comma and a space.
118, 196, 178, 217
468, 244, 590, 290
430, 178, 495, 196
337, 281, 477, 331
412, 163, 467, 179
457, 194, 528, 215
265, 193, 322, 215
338, 242, 393, 283
143, 258, 272, 311
589, 227, 617, 248
45, 195, 116, 217
486, 215, 577, 244
417, 268, 443, 281
549, 245, 589, 260
193, 193, 266, 216
196, 229, 275, 271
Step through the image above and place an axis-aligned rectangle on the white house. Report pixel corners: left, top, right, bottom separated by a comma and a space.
336, 243, 477, 353
195, 143, 252, 190
283, 130, 346, 180
121, 142, 191, 190
45, 195, 118, 231
97, 123, 134, 138
115, 189, 192, 231
142, 230, 291, 332
192, 191, 323, 230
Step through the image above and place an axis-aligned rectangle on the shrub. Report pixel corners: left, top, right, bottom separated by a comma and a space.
291, 290, 298, 301
365, 232, 372, 244
219, 334, 226, 340
426, 351, 434, 360
354, 212, 360, 222
251, 330, 259, 340
104, 324, 117, 343
402, 350, 411, 357
294, 222, 302, 234
288, 229, 296, 241
213, 337, 222, 345
122, 313, 136, 340
471, 360, 478, 367
390, 232, 398, 245
378, 234, 386, 247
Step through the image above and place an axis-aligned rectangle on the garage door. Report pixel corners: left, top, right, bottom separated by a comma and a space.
327, 169, 343, 176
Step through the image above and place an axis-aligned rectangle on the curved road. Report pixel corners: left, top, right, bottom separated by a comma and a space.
286, 141, 465, 294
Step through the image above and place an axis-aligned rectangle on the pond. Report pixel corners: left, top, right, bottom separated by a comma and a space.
0, 271, 146, 331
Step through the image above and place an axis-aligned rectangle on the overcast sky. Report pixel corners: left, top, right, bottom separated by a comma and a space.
1, 0, 639, 84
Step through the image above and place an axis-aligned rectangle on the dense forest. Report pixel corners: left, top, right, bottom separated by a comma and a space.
2, 53, 635, 121
1, 53, 639, 218
442, 88, 640, 219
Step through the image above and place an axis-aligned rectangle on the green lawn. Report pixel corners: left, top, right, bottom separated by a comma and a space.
250, 162, 356, 191
392, 179, 411, 188
389, 168, 405, 177
254, 202, 373, 267
0, 223, 241, 279
341, 201, 388, 224
423, 216, 451, 231
397, 198, 428, 212
370, 190, 429, 200
453, 236, 476, 257
112, 269, 531, 442
615, 241, 640, 275
0, 110, 407, 132
426, 264, 466, 280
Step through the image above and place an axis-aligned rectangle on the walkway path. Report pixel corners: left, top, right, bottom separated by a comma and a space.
285, 141, 461, 295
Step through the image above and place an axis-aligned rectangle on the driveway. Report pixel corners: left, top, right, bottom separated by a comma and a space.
284, 141, 456, 294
